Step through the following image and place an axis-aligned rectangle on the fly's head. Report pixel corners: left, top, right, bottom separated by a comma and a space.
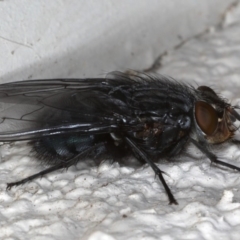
194, 86, 240, 144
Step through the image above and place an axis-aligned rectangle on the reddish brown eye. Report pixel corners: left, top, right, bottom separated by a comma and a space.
195, 101, 218, 135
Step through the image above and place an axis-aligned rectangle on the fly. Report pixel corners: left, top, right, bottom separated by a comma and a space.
1, 71, 240, 205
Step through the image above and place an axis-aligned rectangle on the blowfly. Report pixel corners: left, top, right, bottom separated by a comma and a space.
1, 71, 240, 205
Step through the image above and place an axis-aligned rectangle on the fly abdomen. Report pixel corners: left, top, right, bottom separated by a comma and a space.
31, 134, 106, 165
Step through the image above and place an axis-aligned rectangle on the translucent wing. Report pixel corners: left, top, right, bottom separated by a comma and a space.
0, 78, 132, 141
0, 72, 194, 141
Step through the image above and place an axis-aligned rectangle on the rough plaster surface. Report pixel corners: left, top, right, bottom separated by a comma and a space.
1, 1, 240, 240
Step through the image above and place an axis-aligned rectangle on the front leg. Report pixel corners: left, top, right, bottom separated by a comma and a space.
125, 137, 178, 205
190, 138, 240, 171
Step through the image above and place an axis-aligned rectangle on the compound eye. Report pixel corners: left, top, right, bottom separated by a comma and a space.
195, 101, 218, 135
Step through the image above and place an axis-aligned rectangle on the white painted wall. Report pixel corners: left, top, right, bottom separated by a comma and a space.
0, 0, 236, 82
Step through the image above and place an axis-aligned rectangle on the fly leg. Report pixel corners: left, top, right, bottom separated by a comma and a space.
125, 137, 178, 205
168, 136, 189, 157
7, 143, 103, 190
231, 139, 240, 145
7, 162, 68, 190
190, 138, 240, 171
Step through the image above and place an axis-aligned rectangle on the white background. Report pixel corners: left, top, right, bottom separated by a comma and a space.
1, 1, 240, 240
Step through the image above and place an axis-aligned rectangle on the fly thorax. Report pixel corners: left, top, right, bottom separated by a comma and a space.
177, 115, 191, 129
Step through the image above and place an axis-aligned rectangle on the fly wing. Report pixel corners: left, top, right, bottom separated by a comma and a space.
0, 78, 137, 141
0, 73, 195, 142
